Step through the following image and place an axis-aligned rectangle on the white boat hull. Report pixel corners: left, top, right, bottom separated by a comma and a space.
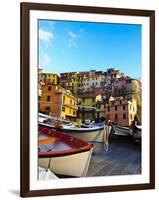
39, 149, 93, 177
38, 167, 59, 180
39, 122, 110, 142
61, 128, 104, 142
113, 125, 130, 136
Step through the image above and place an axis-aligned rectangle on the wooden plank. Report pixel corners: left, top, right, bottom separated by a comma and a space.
121, 155, 141, 175
86, 138, 141, 177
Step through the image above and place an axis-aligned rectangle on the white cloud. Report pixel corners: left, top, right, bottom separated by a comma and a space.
68, 31, 77, 39
41, 54, 50, 66
68, 31, 78, 47
39, 29, 54, 47
67, 30, 84, 47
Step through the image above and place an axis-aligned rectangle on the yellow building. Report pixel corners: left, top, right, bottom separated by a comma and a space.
60, 72, 78, 96
61, 88, 77, 120
78, 93, 96, 121
39, 84, 77, 121
45, 73, 59, 85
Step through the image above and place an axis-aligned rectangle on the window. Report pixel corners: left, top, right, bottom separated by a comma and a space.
47, 96, 51, 101
108, 107, 110, 112
130, 105, 132, 110
120, 100, 122, 105
62, 106, 65, 112
130, 114, 133, 120
115, 114, 118, 120
70, 100, 72, 105
123, 113, 126, 119
48, 86, 51, 91
115, 106, 117, 111
123, 105, 125, 110
73, 111, 76, 115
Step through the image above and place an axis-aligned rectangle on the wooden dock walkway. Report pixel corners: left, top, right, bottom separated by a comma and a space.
86, 136, 141, 177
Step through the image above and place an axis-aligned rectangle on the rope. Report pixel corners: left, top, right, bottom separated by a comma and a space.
103, 125, 109, 151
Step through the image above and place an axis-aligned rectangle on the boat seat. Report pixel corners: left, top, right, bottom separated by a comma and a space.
39, 137, 58, 146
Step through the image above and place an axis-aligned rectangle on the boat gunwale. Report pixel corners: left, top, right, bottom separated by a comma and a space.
114, 125, 130, 130
39, 122, 104, 132
39, 125, 94, 158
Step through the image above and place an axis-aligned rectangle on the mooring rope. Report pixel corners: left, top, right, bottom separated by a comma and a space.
103, 124, 109, 151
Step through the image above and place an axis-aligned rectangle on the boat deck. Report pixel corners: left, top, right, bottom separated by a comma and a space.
57, 135, 141, 178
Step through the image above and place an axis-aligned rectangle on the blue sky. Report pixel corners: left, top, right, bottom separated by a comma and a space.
39, 20, 141, 79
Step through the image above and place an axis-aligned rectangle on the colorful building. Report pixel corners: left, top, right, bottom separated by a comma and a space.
59, 68, 124, 96
60, 72, 78, 96
112, 77, 141, 123
39, 84, 77, 121
77, 93, 97, 121
81, 70, 105, 93
112, 77, 141, 99
38, 69, 45, 107
45, 73, 59, 85
96, 96, 137, 126
103, 68, 124, 84
38, 67, 141, 125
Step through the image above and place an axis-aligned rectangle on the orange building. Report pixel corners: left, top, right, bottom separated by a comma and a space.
39, 84, 77, 121
96, 96, 137, 127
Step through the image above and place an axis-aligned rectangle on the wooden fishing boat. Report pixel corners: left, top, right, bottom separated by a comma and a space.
39, 113, 111, 151
38, 167, 59, 180
112, 125, 131, 136
38, 125, 94, 177
39, 121, 108, 143
129, 125, 142, 140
